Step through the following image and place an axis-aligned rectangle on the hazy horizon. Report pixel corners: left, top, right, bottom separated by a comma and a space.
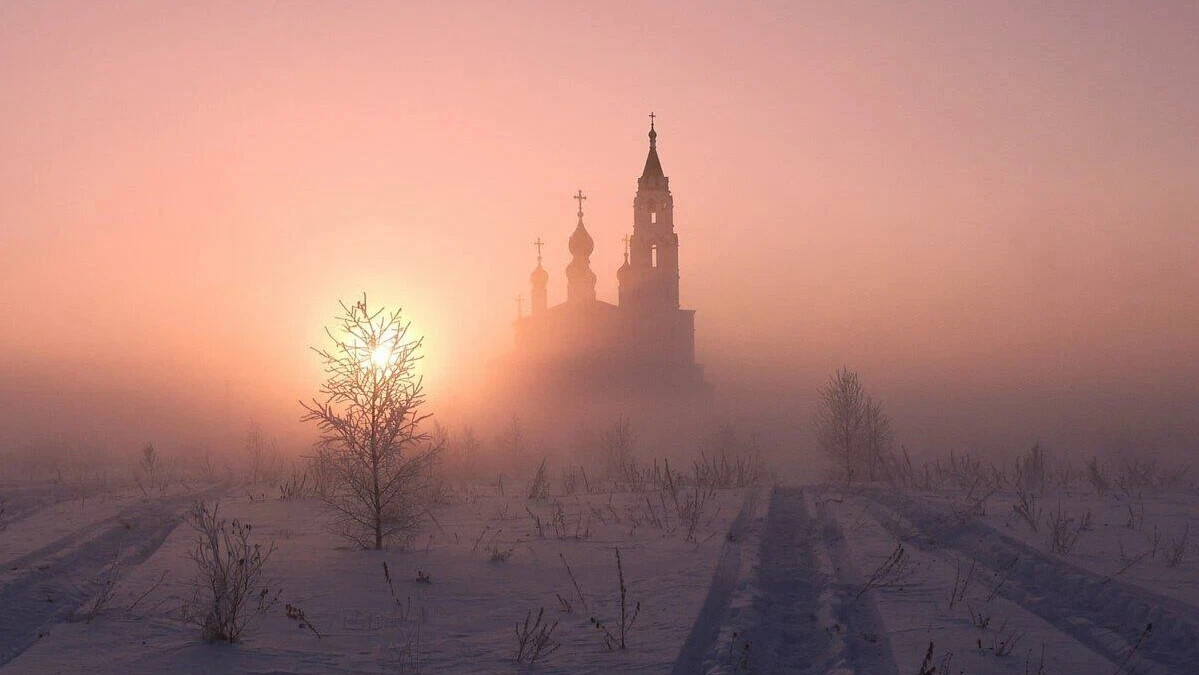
3, 1, 1197, 460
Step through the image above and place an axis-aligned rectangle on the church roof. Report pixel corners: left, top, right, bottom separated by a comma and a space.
546, 297, 620, 316
641, 122, 665, 180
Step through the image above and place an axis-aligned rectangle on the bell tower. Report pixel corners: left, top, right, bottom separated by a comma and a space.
620, 114, 679, 311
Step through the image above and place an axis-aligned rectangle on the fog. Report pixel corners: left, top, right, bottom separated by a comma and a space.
3, 1, 1197, 463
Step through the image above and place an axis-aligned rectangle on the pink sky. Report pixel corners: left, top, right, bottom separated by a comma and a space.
2, 1, 1197, 454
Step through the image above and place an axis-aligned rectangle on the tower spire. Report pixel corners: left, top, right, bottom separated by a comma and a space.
641, 114, 664, 182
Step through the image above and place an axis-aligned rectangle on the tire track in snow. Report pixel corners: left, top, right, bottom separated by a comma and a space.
0, 484, 227, 666
721, 487, 898, 675
811, 496, 899, 675
671, 489, 762, 675
748, 487, 828, 673
866, 490, 1199, 675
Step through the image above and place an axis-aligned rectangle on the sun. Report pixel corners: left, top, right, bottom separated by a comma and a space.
370, 343, 393, 370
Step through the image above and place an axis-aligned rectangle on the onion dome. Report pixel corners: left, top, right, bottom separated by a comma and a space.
617, 256, 631, 284
568, 219, 594, 257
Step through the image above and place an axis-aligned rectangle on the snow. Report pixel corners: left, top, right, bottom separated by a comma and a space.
2, 484, 750, 674
2, 476, 1197, 674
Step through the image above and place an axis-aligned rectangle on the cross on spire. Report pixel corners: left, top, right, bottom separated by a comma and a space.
573, 189, 587, 216
649, 111, 655, 128
533, 237, 544, 263
621, 234, 630, 258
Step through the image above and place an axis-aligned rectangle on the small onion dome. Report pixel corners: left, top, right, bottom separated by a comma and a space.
617, 253, 631, 283
530, 263, 548, 285
568, 220, 594, 257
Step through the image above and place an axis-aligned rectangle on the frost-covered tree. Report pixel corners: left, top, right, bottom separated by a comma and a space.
814, 367, 893, 481
301, 296, 439, 549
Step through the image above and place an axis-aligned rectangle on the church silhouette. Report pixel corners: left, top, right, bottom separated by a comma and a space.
511, 118, 710, 402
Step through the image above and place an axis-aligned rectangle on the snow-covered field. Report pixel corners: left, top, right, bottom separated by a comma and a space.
2, 466, 1197, 674
1, 476, 754, 674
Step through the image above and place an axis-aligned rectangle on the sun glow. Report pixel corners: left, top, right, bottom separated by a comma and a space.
370, 343, 394, 370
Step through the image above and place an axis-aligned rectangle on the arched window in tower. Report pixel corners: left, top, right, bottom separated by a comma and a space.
651, 211, 657, 224
651, 244, 658, 268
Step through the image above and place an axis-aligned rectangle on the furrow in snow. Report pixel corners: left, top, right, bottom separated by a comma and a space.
671, 488, 762, 675
866, 490, 1197, 675
809, 496, 899, 675
0, 484, 227, 666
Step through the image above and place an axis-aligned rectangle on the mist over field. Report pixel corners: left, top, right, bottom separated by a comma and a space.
3, 1, 1198, 467
2, 2, 1197, 674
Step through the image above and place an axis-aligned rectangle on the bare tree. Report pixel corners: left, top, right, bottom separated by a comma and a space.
814, 367, 894, 481
814, 367, 867, 481
862, 395, 894, 481
244, 421, 278, 485
301, 296, 440, 549
601, 417, 636, 482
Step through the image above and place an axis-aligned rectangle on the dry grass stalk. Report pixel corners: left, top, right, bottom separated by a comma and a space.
285, 603, 322, 638
514, 606, 560, 664
589, 546, 641, 650
856, 543, 910, 599
1112, 623, 1152, 675
947, 555, 976, 609
559, 553, 588, 612
84, 548, 122, 622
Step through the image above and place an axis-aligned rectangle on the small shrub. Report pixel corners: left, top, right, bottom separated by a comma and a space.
488, 543, 515, 563
277, 464, 311, 500
1086, 455, 1110, 495
1046, 504, 1089, 554
527, 458, 551, 501
134, 442, 178, 497
978, 619, 1025, 657
1123, 498, 1145, 530
1012, 487, 1041, 532
514, 607, 560, 664
678, 483, 716, 543
560, 465, 585, 496
1014, 443, 1048, 495
1166, 524, 1189, 568
181, 502, 278, 643
967, 603, 991, 629
83, 549, 122, 622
